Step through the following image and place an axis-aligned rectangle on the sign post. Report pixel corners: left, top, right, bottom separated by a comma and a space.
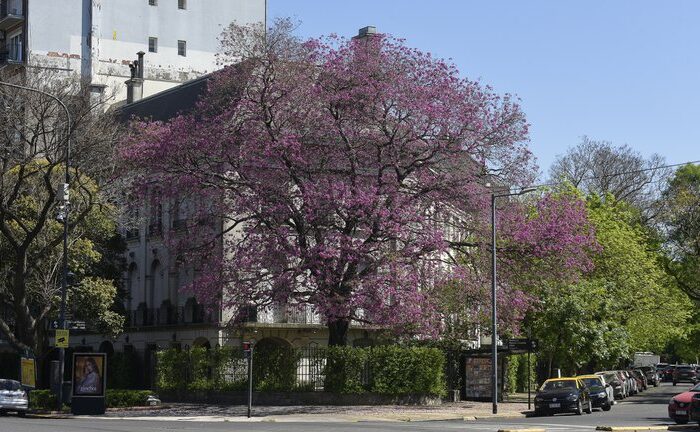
243, 341, 253, 418
71, 353, 107, 415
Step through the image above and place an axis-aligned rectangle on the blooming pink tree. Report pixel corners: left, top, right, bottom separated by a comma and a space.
121, 20, 594, 345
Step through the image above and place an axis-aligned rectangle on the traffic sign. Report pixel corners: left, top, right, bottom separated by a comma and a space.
55, 329, 69, 348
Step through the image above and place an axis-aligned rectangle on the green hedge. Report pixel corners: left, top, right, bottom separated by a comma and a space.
105, 389, 154, 407
29, 389, 153, 410
369, 346, 445, 396
107, 351, 142, 389
505, 354, 538, 393
29, 390, 56, 410
155, 345, 446, 396
324, 346, 368, 394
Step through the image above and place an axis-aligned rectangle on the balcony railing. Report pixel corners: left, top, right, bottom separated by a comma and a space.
0, 0, 24, 31
126, 305, 218, 327
0, 39, 22, 65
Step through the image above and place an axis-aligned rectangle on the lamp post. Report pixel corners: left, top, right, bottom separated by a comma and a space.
491, 187, 536, 415
0, 81, 71, 410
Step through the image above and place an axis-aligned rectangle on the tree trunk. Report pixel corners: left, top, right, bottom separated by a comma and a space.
327, 318, 350, 346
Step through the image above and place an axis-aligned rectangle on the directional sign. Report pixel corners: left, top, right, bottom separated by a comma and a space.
507, 338, 537, 352
68, 321, 86, 330
55, 329, 69, 348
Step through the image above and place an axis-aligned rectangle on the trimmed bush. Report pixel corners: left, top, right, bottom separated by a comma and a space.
324, 346, 368, 394
155, 348, 189, 390
105, 389, 154, 407
29, 389, 56, 410
253, 344, 299, 392
155, 344, 447, 396
369, 346, 446, 396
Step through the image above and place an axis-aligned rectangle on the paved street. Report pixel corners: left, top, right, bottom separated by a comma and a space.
0, 383, 694, 432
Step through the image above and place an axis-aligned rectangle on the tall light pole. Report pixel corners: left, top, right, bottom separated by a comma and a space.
491, 186, 535, 415
0, 81, 71, 410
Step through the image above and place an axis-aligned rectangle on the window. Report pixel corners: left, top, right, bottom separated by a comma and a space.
148, 37, 158, 53
177, 40, 186, 56
148, 0, 157, 5
178, 0, 186, 9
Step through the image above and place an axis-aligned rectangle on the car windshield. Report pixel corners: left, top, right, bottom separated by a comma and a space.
580, 378, 602, 388
0, 380, 21, 391
691, 383, 700, 392
604, 374, 617, 382
540, 380, 577, 391
678, 366, 692, 370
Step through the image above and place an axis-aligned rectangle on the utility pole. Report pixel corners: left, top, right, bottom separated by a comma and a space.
491, 187, 536, 415
0, 81, 71, 410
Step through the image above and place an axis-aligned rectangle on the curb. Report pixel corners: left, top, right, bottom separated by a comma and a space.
498, 429, 546, 432
596, 426, 698, 431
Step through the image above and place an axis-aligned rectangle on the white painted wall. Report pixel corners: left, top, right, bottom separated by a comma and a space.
26, 0, 266, 102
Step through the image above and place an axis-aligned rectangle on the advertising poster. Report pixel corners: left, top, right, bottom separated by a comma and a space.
72, 353, 106, 397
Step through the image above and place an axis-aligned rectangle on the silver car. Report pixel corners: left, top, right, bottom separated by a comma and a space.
0, 379, 28, 416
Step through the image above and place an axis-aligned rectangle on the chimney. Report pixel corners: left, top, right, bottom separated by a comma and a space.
353, 26, 377, 40
125, 52, 145, 104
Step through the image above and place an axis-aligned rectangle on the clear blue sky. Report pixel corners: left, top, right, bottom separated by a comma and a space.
268, 0, 700, 179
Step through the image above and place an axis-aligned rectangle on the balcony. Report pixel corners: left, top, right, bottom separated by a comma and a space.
0, 38, 22, 66
126, 304, 218, 328
0, 0, 24, 31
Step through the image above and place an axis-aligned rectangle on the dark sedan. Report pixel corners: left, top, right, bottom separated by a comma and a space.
534, 378, 592, 416
674, 365, 698, 386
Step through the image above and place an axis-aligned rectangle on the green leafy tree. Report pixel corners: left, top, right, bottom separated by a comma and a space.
530, 193, 691, 375
663, 164, 700, 300
0, 71, 123, 377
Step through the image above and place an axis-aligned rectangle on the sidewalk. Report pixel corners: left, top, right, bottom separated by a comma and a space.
90, 400, 531, 422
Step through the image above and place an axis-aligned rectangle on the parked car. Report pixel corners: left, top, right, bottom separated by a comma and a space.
597, 371, 626, 400
663, 365, 677, 382
0, 379, 28, 417
534, 378, 593, 416
622, 370, 638, 395
669, 382, 700, 424
632, 369, 648, 391
639, 366, 660, 387
673, 365, 698, 386
577, 374, 613, 411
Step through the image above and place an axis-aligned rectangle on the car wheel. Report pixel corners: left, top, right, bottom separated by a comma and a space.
585, 400, 593, 414
602, 404, 612, 412
0, 410, 6, 417
575, 400, 583, 415
673, 382, 678, 386
675, 418, 688, 425
17, 411, 26, 418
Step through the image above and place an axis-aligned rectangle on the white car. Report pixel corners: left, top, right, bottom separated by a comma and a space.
0, 379, 28, 416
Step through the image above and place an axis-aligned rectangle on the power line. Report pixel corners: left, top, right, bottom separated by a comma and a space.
523, 158, 700, 192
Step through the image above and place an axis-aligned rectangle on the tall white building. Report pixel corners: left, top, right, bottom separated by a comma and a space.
0, 0, 266, 101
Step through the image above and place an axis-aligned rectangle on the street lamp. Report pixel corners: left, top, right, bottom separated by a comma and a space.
0, 81, 71, 410
490, 186, 536, 415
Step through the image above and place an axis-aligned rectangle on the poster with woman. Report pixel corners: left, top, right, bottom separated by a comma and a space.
72, 353, 106, 397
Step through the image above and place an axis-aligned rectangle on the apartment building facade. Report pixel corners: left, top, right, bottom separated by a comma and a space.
0, 0, 266, 102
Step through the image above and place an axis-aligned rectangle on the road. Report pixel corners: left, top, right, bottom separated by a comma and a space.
0, 383, 692, 432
